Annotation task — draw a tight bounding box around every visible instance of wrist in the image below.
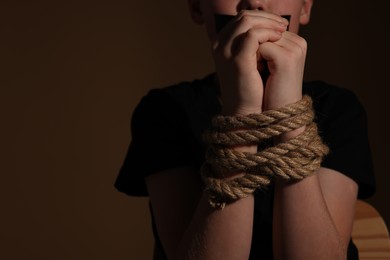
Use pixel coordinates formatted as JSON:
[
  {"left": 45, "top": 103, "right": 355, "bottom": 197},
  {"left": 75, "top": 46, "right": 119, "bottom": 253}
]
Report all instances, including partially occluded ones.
[
  {"left": 263, "top": 81, "right": 302, "bottom": 110},
  {"left": 222, "top": 106, "right": 262, "bottom": 116},
  {"left": 264, "top": 94, "right": 302, "bottom": 111}
]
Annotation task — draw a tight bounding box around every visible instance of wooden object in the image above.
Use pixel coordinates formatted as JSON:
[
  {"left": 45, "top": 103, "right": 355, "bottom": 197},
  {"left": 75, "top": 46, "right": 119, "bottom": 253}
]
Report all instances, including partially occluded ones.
[{"left": 352, "top": 200, "right": 390, "bottom": 259}]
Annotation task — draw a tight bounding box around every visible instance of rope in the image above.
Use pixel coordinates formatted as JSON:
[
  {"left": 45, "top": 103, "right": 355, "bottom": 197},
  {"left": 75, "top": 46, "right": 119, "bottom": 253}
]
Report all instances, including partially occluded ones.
[
  {"left": 203, "top": 109, "right": 314, "bottom": 146},
  {"left": 201, "top": 95, "right": 329, "bottom": 209},
  {"left": 210, "top": 95, "right": 312, "bottom": 131}
]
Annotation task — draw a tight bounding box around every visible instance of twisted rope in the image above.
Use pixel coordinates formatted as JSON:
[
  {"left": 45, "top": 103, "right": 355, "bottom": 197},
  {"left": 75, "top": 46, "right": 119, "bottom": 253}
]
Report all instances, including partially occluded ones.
[
  {"left": 210, "top": 95, "right": 312, "bottom": 131},
  {"left": 203, "top": 109, "right": 314, "bottom": 146},
  {"left": 201, "top": 95, "right": 329, "bottom": 209}
]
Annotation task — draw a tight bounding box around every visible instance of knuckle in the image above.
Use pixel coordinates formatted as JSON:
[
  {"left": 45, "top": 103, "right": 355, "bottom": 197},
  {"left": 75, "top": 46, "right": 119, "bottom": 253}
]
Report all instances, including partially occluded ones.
[
  {"left": 239, "top": 14, "right": 251, "bottom": 26},
  {"left": 287, "top": 39, "right": 307, "bottom": 59},
  {"left": 293, "top": 36, "right": 307, "bottom": 53},
  {"left": 237, "top": 10, "right": 248, "bottom": 20},
  {"left": 246, "top": 28, "right": 256, "bottom": 39},
  {"left": 298, "top": 37, "right": 307, "bottom": 51}
]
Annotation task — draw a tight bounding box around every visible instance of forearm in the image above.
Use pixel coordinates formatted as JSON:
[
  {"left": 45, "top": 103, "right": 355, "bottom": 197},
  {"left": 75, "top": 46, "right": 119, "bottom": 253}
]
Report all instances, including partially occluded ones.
[
  {"left": 272, "top": 127, "right": 346, "bottom": 260},
  {"left": 176, "top": 144, "right": 257, "bottom": 260},
  {"left": 273, "top": 176, "right": 346, "bottom": 259},
  {"left": 177, "top": 192, "right": 254, "bottom": 260}
]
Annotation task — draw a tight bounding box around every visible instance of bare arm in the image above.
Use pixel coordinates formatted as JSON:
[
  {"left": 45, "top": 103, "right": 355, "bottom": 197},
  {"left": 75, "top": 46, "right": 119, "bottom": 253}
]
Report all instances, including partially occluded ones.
[
  {"left": 145, "top": 166, "right": 254, "bottom": 260},
  {"left": 144, "top": 11, "right": 282, "bottom": 258},
  {"left": 272, "top": 128, "right": 358, "bottom": 260},
  {"left": 273, "top": 169, "right": 358, "bottom": 259},
  {"left": 146, "top": 7, "right": 358, "bottom": 259}
]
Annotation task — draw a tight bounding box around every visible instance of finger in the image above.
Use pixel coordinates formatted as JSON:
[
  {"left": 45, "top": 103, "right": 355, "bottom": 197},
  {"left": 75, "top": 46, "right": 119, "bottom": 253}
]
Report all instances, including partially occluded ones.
[
  {"left": 218, "top": 21, "right": 286, "bottom": 57},
  {"left": 217, "top": 16, "right": 287, "bottom": 57},
  {"left": 234, "top": 11, "right": 288, "bottom": 34},
  {"left": 234, "top": 28, "right": 283, "bottom": 61},
  {"left": 275, "top": 32, "right": 307, "bottom": 51},
  {"left": 259, "top": 32, "right": 307, "bottom": 64},
  {"left": 236, "top": 10, "right": 290, "bottom": 24}
]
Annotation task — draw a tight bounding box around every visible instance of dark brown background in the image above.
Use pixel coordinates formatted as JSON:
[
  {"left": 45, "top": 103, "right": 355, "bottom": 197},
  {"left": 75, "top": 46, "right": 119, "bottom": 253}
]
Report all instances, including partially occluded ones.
[{"left": 1, "top": 0, "right": 389, "bottom": 259}]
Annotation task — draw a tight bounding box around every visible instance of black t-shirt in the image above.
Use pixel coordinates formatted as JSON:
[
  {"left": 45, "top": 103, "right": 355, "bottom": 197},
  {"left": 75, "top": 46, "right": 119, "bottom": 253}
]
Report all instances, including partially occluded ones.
[{"left": 115, "top": 74, "right": 376, "bottom": 259}]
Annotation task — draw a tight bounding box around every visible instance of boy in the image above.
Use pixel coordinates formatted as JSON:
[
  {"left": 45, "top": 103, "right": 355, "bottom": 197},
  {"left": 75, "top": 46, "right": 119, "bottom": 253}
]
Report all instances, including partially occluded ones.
[{"left": 115, "top": 0, "right": 375, "bottom": 259}]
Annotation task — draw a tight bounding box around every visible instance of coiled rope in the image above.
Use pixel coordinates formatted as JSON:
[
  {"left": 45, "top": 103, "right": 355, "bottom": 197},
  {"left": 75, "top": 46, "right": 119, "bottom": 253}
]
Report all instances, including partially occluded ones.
[{"left": 201, "top": 95, "right": 329, "bottom": 209}]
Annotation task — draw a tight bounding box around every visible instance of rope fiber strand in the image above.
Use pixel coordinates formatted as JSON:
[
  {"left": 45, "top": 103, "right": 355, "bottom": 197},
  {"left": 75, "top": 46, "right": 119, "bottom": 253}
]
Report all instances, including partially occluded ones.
[{"left": 201, "top": 95, "right": 329, "bottom": 209}]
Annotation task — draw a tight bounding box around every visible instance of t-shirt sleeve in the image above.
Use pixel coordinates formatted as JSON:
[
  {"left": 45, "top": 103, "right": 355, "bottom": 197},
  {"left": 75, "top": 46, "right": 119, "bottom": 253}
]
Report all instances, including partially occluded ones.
[
  {"left": 316, "top": 87, "right": 376, "bottom": 199},
  {"left": 114, "top": 89, "right": 194, "bottom": 197}
]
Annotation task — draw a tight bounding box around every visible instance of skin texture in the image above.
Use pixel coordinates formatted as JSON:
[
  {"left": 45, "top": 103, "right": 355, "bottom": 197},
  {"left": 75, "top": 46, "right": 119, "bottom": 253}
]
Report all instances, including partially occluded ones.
[{"left": 145, "top": 0, "right": 359, "bottom": 259}]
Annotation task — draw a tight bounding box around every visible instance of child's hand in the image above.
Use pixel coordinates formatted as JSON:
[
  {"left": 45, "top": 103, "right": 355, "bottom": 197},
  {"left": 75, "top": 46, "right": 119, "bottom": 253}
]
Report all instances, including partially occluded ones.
[
  {"left": 212, "top": 10, "right": 305, "bottom": 114},
  {"left": 261, "top": 31, "right": 307, "bottom": 111}
]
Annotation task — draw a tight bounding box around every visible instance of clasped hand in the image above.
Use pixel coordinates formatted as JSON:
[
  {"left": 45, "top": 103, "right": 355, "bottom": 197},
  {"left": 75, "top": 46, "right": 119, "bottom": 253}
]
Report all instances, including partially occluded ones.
[{"left": 212, "top": 10, "right": 307, "bottom": 115}]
